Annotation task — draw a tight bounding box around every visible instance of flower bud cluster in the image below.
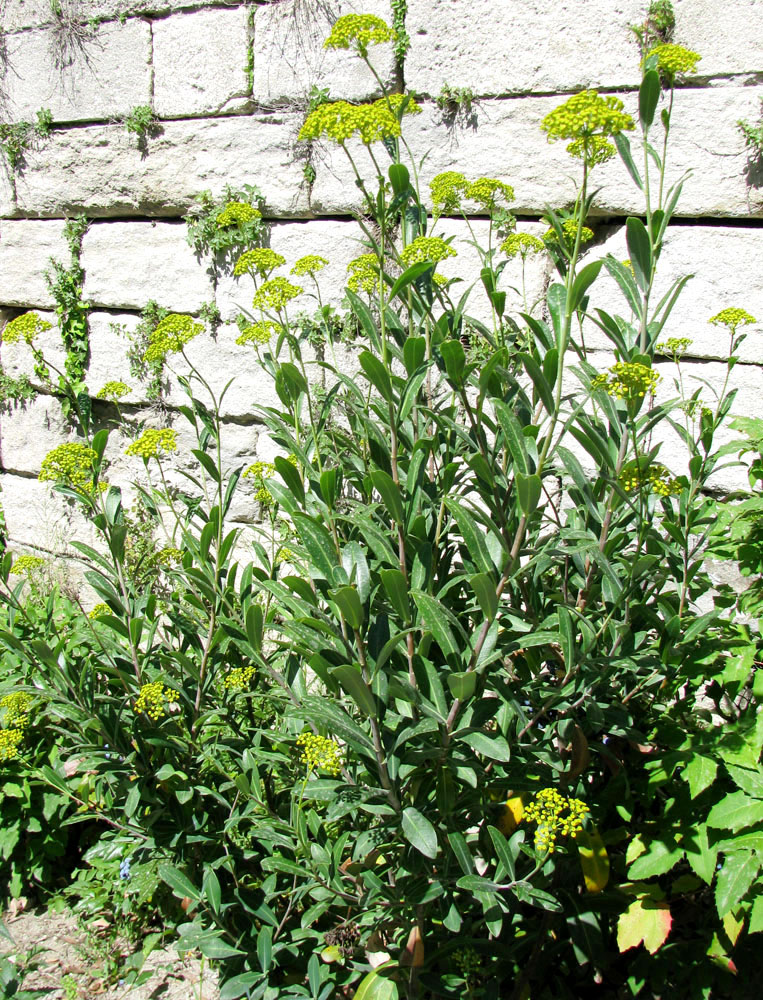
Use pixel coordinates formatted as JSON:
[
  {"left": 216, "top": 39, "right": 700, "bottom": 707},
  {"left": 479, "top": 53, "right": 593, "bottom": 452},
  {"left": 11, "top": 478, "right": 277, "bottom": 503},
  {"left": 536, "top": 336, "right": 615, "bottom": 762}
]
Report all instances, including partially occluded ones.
[
  {"left": 523, "top": 787, "right": 589, "bottom": 853},
  {"left": 1, "top": 692, "right": 33, "bottom": 730},
  {"left": 467, "top": 177, "right": 515, "bottom": 213},
  {"left": 347, "top": 254, "right": 378, "bottom": 293},
  {"left": 620, "top": 462, "right": 683, "bottom": 497},
  {"left": 709, "top": 308, "right": 757, "bottom": 331},
  {"left": 291, "top": 255, "right": 329, "bottom": 277},
  {"left": 223, "top": 666, "right": 255, "bottom": 691},
  {"left": 430, "top": 171, "right": 469, "bottom": 216},
  {"left": 236, "top": 321, "right": 277, "bottom": 349},
  {"left": 299, "top": 95, "right": 420, "bottom": 146},
  {"left": 234, "top": 248, "right": 286, "bottom": 279},
  {"left": 541, "top": 90, "right": 634, "bottom": 163},
  {"left": 0, "top": 729, "right": 23, "bottom": 762},
  {"left": 134, "top": 681, "right": 171, "bottom": 721},
  {"left": 216, "top": 202, "right": 262, "bottom": 229},
  {"left": 647, "top": 44, "right": 701, "bottom": 78},
  {"left": 296, "top": 731, "right": 343, "bottom": 775},
  {"left": 88, "top": 602, "right": 111, "bottom": 619},
  {"left": 39, "top": 442, "right": 98, "bottom": 491},
  {"left": 144, "top": 314, "right": 203, "bottom": 363},
  {"left": 544, "top": 220, "right": 594, "bottom": 248},
  {"left": 125, "top": 427, "right": 178, "bottom": 460},
  {"left": 2, "top": 311, "right": 53, "bottom": 345},
  {"left": 655, "top": 337, "right": 692, "bottom": 357},
  {"left": 244, "top": 460, "right": 276, "bottom": 505},
  {"left": 11, "top": 554, "right": 46, "bottom": 576},
  {"left": 501, "top": 233, "right": 545, "bottom": 259},
  {"left": 96, "top": 381, "right": 132, "bottom": 402},
  {"left": 252, "top": 277, "right": 303, "bottom": 311},
  {"left": 401, "top": 236, "right": 457, "bottom": 267},
  {"left": 323, "top": 13, "right": 396, "bottom": 51},
  {"left": 591, "top": 362, "right": 660, "bottom": 400}
]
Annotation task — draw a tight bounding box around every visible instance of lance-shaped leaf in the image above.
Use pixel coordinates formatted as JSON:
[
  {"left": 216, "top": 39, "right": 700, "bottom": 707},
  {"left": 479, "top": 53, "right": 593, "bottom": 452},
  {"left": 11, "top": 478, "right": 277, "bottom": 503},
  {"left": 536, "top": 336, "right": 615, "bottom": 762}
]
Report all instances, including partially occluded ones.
[
  {"left": 402, "top": 806, "right": 439, "bottom": 859},
  {"left": 577, "top": 826, "right": 610, "bottom": 892}
]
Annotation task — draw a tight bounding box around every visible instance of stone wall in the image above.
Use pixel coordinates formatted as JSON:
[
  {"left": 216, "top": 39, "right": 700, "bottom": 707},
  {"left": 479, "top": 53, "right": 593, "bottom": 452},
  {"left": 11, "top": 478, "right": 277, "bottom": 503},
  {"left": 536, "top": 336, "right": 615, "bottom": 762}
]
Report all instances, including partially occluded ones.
[{"left": 0, "top": 0, "right": 762, "bottom": 578}]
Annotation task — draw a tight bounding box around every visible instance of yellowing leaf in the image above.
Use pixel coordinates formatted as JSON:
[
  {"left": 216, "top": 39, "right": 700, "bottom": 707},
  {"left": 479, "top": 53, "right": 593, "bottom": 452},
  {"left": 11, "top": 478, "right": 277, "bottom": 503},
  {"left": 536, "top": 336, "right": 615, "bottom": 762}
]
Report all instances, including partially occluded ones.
[
  {"left": 497, "top": 795, "right": 525, "bottom": 835},
  {"left": 617, "top": 895, "right": 672, "bottom": 954},
  {"left": 577, "top": 825, "right": 610, "bottom": 893},
  {"left": 722, "top": 909, "right": 744, "bottom": 947}
]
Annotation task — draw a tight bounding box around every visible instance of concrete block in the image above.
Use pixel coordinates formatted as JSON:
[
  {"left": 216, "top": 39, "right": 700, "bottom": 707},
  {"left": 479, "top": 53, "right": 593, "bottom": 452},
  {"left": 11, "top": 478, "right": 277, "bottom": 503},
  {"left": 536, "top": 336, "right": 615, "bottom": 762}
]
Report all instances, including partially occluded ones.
[
  {"left": 0, "top": 163, "right": 16, "bottom": 219},
  {"left": 405, "top": 0, "right": 644, "bottom": 98},
  {"left": 675, "top": 0, "right": 763, "bottom": 80},
  {"left": 0, "top": 219, "right": 69, "bottom": 307},
  {"left": 0, "top": 469, "right": 100, "bottom": 555},
  {"left": 80, "top": 220, "right": 214, "bottom": 311},
  {"left": 13, "top": 114, "right": 309, "bottom": 218},
  {"left": 153, "top": 6, "right": 252, "bottom": 118},
  {"left": 2, "top": 19, "right": 151, "bottom": 123},
  {"left": 0, "top": 391, "right": 70, "bottom": 475},
  {"left": 253, "top": 0, "right": 396, "bottom": 107},
  {"left": 1, "top": 1, "right": 238, "bottom": 32}
]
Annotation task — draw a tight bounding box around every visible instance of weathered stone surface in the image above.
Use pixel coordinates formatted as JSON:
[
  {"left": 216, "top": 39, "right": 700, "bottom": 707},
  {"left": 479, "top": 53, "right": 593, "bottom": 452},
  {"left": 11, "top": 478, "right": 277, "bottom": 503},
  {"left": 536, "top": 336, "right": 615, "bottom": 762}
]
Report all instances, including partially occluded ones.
[
  {"left": 586, "top": 224, "right": 763, "bottom": 365},
  {"left": 1, "top": 0, "right": 239, "bottom": 32},
  {"left": 0, "top": 392, "right": 71, "bottom": 475},
  {"left": 80, "top": 220, "right": 213, "bottom": 311},
  {"left": 2, "top": 19, "right": 151, "bottom": 123},
  {"left": 675, "top": 0, "right": 763, "bottom": 80},
  {"left": 13, "top": 114, "right": 309, "bottom": 218},
  {"left": 0, "top": 309, "right": 65, "bottom": 387},
  {"left": 310, "top": 87, "right": 763, "bottom": 219},
  {"left": 153, "top": 6, "right": 252, "bottom": 118},
  {"left": 0, "top": 220, "right": 69, "bottom": 307},
  {"left": 0, "top": 468, "right": 101, "bottom": 557},
  {"left": 253, "top": 0, "right": 395, "bottom": 107},
  {"left": 406, "top": 0, "right": 644, "bottom": 98},
  {"left": 0, "top": 163, "right": 16, "bottom": 219}
]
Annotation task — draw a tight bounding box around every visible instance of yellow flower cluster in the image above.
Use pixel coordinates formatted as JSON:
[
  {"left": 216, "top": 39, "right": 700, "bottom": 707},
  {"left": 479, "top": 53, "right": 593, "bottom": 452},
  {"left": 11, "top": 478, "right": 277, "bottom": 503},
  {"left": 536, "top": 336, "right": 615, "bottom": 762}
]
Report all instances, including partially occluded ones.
[
  {"left": 648, "top": 44, "right": 701, "bottom": 78},
  {"left": 299, "top": 95, "right": 421, "bottom": 146},
  {"left": 347, "top": 254, "right": 378, "bottom": 293},
  {"left": 432, "top": 273, "right": 448, "bottom": 287},
  {"left": 291, "top": 255, "right": 329, "bottom": 277},
  {"left": 430, "top": 171, "right": 469, "bottom": 216},
  {"left": 234, "top": 248, "right": 286, "bottom": 279},
  {"left": 541, "top": 90, "right": 634, "bottom": 163},
  {"left": 523, "top": 787, "right": 588, "bottom": 853},
  {"left": 620, "top": 462, "right": 683, "bottom": 497},
  {"left": 0, "top": 728, "right": 23, "bottom": 762},
  {"left": 467, "top": 177, "right": 514, "bottom": 212},
  {"left": 2, "top": 311, "right": 53, "bottom": 345},
  {"left": 401, "top": 236, "right": 457, "bottom": 267},
  {"left": 544, "top": 220, "right": 594, "bottom": 247},
  {"left": 709, "top": 308, "right": 757, "bottom": 331},
  {"left": 296, "top": 731, "right": 343, "bottom": 775},
  {"left": 96, "top": 381, "right": 131, "bottom": 402},
  {"left": 501, "top": 233, "right": 546, "bottom": 259},
  {"left": 39, "top": 442, "right": 98, "bottom": 490},
  {"left": 1, "top": 692, "right": 33, "bottom": 730},
  {"left": 324, "top": 13, "right": 395, "bottom": 50},
  {"left": 244, "top": 461, "right": 276, "bottom": 505},
  {"left": 252, "top": 277, "right": 303, "bottom": 311},
  {"left": 236, "top": 321, "right": 277, "bottom": 348},
  {"left": 144, "top": 314, "right": 203, "bottom": 363},
  {"left": 216, "top": 202, "right": 261, "bottom": 228},
  {"left": 134, "top": 681, "right": 170, "bottom": 721},
  {"left": 157, "top": 546, "right": 182, "bottom": 565},
  {"left": 223, "top": 666, "right": 255, "bottom": 691},
  {"left": 125, "top": 427, "right": 178, "bottom": 460},
  {"left": 655, "top": 337, "right": 692, "bottom": 357},
  {"left": 88, "top": 602, "right": 111, "bottom": 619},
  {"left": 591, "top": 362, "right": 660, "bottom": 400},
  {"left": 11, "top": 554, "right": 45, "bottom": 576}
]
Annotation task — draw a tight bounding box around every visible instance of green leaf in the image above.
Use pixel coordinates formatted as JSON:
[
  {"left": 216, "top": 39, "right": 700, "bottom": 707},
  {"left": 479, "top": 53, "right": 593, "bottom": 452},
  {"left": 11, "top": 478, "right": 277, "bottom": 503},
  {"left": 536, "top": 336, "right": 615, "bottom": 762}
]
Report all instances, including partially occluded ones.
[
  {"left": 331, "top": 585, "right": 364, "bottom": 630},
  {"left": 547, "top": 283, "right": 566, "bottom": 345},
  {"left": 626, "top": 217, "right": 652, "bottom": 292},
  {"left": 715, "top": 850, "right": 760, "bottom": 917},
  {"left": 192, "top": 448, "right": 221, "bottom": 483},
  {"left": 158, "top": 865, "right": 201, "bottom": 902},
  {"left": 628, "top": 840, "right": 683, "bottom": 879},
  {"left": 749, "top": 894, "right": 763, "bottom": 934},
  {"left": 257, "top": 925, "right": 273, "bottom": 973},
  {"left": 487, "top": 825, "right": 516, "bottom": 881},
  {"left": 470, "top": 573, "right": 498, "bottom": 620},
  {"left": 447, "top": 830, "right": 474, "bottom": 875},
  {"left": 440, "top": 339, "right": 466, "bottom": 385},
  {"left": 639, "top": 69, "right": 661, "bottom": 131},
  {"left": 493, "top": 400, "right": 530, "bottom": 474},
  {"left": 445, "top": 498, "right": 495, "bottom": 576},
  {"left": 516, "top": 472, "right": 542, "bottom": 516},
  {"left": 245, "top": 603, "right": 263, "bottom": 653},
  {"left": 359, "top": 350, "right": 393, "bottom": 402},
  {"left": 403, "top": 336, "right": 426, "bottom": 375},
  {"left": 354, "top": 966, "right": 398, "bottom": 1000},
  {"left": 519, "top": 352, "right": 555, "bottom": 414},
  {"left": 707, "top": 792, "right": 763, "bottom": 833},
  {"left": 275, "top": 455, "right": 305, "bottom": 505},
  {"left": 569, "top": 260, "right": 603, "bottom": 313},
  {"left": 388, "top": 163, "right": 410, "bottom": 196},
  {"left": 577, "top": 826, "right": 609, "bottom": 892},
  {"left": 614, "top": 132, "right": 643, "bottom": 189},
  {"left": 447, "top": 671, "right": 477, "bottom": 701},
  {"left": 380, "top": 568, "right": 410, "bottom": 622},
  {"left": 369, "top": 470, "right": 404, "bottom": 524},
  {"left": 390, "top": 261, "right": 436, "bottom": 300},
  {"left": 331, "top": 664, "right": 375, "bottom": 717},
  {"left": 402, "top": 806, "right": 439, "bottom": 859},
  {"left": 686, "top": 824, "right": 717, "bottom": 885},
  {"left": 683, "top": 755, "right": 718, "bottom": 799},
  {"left": 412, "top": 590, "right": 458, "bottom": 660},
  {"left": 458, "top": 731, "right": 511, "bottom": 762},
  {"left": 292, "top": 513, "right": 338, "bottom": 579},
  {"left": 726, "top": 764, "right": 763, "bottom": 799}
]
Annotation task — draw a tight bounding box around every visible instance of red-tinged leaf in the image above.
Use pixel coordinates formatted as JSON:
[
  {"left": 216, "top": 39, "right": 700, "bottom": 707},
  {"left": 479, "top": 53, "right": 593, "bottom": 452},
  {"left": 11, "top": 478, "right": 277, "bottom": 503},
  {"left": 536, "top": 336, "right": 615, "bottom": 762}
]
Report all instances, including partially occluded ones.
[
  {"left": 617, "top": 895, "right": 672, "bottom": 954},
  {"left": 577, "top": 826, "right": 610, "bottom": 893}
]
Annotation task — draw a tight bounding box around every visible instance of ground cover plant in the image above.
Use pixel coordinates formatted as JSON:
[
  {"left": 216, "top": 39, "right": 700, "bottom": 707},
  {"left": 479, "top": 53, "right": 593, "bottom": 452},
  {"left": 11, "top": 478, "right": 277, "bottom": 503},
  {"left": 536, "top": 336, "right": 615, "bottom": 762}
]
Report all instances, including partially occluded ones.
[{"left": 0, "top": 9, "right": 762, "bottom": 1000}]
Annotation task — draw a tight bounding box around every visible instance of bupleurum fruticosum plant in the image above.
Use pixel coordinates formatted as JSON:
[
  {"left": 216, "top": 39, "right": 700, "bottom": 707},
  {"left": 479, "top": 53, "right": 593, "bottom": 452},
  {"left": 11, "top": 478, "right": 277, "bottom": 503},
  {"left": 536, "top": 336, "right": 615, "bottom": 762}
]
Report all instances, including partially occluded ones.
[{"left": 2, "top": 11, "right": 762, "bottom": 1000}]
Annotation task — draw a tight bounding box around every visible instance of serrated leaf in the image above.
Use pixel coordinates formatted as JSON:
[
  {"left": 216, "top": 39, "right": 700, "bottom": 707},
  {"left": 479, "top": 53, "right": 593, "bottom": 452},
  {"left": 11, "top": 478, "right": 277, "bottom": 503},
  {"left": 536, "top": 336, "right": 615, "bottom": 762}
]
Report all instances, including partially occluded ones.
[
  {"left": 715, "top": 850, "right": 760, "bottom": 917},
  {"left": 683, "top": 755, "right": 718, "bottom": 799},
  {"left": 617, "top": 895, "right": 672, "bottom": 954},
  {"left": 707, "top": 792, "right": 763, "bottom": 833}
]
